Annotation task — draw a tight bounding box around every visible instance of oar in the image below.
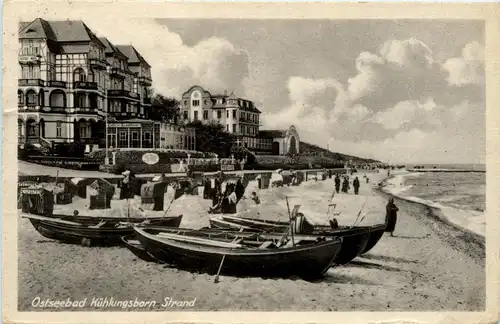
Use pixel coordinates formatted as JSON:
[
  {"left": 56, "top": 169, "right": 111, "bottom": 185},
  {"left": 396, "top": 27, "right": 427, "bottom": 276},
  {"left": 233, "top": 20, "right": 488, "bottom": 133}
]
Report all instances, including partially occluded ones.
[
  {"left": 285, "top": 196, "right": 295, "bottom": 247},
  {"left": 350, "top": 197, "right": 369, "bottom": 228},
  {"left": 214, "top": 254, "right": 226, "bottom": 283}
]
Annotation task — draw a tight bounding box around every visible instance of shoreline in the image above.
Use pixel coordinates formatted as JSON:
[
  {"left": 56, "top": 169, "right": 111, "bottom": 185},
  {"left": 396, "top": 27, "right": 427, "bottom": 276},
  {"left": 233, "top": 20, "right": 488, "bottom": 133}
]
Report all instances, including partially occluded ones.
[{"left": 375, "top": 172, "right": 485, "bottom": 253}]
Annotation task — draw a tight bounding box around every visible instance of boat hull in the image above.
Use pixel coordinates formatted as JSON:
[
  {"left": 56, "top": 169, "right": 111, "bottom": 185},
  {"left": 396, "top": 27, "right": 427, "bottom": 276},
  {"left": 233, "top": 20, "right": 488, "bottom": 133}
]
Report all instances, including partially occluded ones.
[
  {"left": 361, "top": 224, "right": 386, "bottom": 254},
  {"left": 121, "top": 235, "right": 157, "bottom": 262},
  {"left": 27, "top": 215, "right": 183, "bottom": 246},
  {"left": 134, "top": 227, "right": 342, "bottom": 280},
  {"left": 209, "top": 216, "right": 373, "bottom": 265}
]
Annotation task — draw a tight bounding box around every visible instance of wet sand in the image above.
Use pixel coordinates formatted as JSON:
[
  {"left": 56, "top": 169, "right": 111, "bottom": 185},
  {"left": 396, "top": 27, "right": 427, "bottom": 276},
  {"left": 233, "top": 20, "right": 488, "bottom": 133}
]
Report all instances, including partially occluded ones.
[{"left": 18, "top": 171, "right": 485, "bottom": 311}]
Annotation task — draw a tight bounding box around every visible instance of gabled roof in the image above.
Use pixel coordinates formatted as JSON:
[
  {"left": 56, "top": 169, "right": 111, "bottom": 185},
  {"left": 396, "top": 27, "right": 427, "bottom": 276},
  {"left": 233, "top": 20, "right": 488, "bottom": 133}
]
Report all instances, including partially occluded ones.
[
  {"left": 116, "top": 45, "right": 151, "bottom": 67},
  {"left": 49, "top": 20, "right": 106, "bottom": 48},
  {"left": 99, "top": 37, "right": 127, "bottom": 59},
  {"left": 19, "top": 18, "right": 57, "bottom": 41}
]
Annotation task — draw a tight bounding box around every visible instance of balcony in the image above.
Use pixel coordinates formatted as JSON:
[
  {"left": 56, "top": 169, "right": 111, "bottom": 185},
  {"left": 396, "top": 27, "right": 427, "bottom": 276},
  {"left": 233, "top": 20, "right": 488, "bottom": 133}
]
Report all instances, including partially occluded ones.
[
  {"left": 19, "top": 79, "right": 44, "bottom": 87},
  {"left": 46, "top": 80, "right": 67, "bottom": 88},
  {"left": 18, "top": 105, "right": 41, "bottom": 112},
  {"left": 108, "top": 89, "right": 141, "bottom": 100},
  {"left": 88, "top": 58, "right": 108, "bottom": 70},
  {"left": 74, "top": 107, "right": 98, "bottom": 114},
  {"left": 137, "top": 76, "right": 152, "bottom": 85},
  {"left": 50, "top": 107, "right": 66, "bottom": 113},
  {"left": 19, "top": 55, "right": 41, "bottom": 65},
  {"left": 239, "top": 117, "right": 259, "bottom": 125},
  {"left": 110, "top": 67, "right": 127, "bottom": 79},
  {"left": 74, "top": 81, "right": 98, "bottom": 90}
]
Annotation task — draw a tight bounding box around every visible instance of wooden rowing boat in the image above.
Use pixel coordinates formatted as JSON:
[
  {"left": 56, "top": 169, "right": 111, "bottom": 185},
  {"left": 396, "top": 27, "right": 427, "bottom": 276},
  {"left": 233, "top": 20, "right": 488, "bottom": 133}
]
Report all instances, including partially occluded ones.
[
  {"left": 133, "top": 226, "right": 342, "bottom": 280},
  {"left": 23, "top": 213, "right": 183, "bottom": 247},
  {"left": 209, "top": 215, "right": 374, "bottom": 265},
  {"left": 121, "top": 235, "right": 157, "bottom": 262}
]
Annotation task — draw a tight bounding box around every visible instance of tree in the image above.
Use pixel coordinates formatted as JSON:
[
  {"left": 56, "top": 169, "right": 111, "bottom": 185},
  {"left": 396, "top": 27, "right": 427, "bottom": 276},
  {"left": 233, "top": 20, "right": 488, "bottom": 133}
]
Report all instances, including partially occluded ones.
[
  {"left": 148, "top": 93, "right": 180, "bottom": 124},
  {"left": 187, "top": 120, "right": 233, "bottom": 157}
]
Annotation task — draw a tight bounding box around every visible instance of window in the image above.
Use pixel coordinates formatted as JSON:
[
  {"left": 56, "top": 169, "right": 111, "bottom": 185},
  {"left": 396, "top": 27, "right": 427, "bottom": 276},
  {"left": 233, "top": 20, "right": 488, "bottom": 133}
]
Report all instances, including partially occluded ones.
[
  {"left": 21, "top": 65, "right": 40, "bottom": 79},
  {"left": 226, "top": 124, "right": 229, "bottom": 132},
  {"left": 203, "top": 110, "right": 208, "bottom": 120},
  {"left": 227, "top": 110, "right": 229, "bottom": 118},
  {"left": 73, "top": 68, "right": 86, "bottom": 82},
  {"left": 88, "top": 69, "right": 94, "bottom": 82},
  {"left": 142, "top": 131, "right": 152, "bottom": 148},
  {"left": 118, "top": 130, "right": 128, "bottom": 148},
  {"left": 131, "top": 131, "right": 139, "bottom": 148},
  {"left": 56, "top": 121, "right": 62, "bottom": 138},
  {"left": 217, "top": 110, "right": 221, "bottom": 119},
  {"left": 192, "top": 100, "right": 200, "bottom": 107},
  {"left": 233, "top": 110, "right": 237, "bottom": 118},
  {"left": 194, "top": 111, "right": 198, "bottom": 120},
  {"left": 26, "top": 90, "right": 37, "bottom": 106},
  {"left": 183, "top": 111, "right": 188, "bottom": 120},
  {"left": 232, "top": 124, "right": 236, "bottom": 133},
  {"left": 26, "top": 119, "right": 37, "bottom": 136},
  {"left": 75, "top": 94, "right": 86, "bottom": 108},
  {"left": 79, "top": 122, "right": 90, "bottom": 139}
]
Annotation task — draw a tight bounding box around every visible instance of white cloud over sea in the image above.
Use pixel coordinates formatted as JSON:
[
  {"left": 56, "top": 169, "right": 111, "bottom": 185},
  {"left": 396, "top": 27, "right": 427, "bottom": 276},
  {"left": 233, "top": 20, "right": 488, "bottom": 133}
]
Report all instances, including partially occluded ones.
[{"left": 83, "top": 18, "right": 485, "bottom": 164}]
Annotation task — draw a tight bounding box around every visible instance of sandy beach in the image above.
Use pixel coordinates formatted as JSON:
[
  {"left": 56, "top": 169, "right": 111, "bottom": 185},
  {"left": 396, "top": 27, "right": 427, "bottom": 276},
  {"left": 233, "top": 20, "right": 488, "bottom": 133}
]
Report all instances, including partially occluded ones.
[{"left": 17, "top": 170, "right": 485, "bottom": 311}]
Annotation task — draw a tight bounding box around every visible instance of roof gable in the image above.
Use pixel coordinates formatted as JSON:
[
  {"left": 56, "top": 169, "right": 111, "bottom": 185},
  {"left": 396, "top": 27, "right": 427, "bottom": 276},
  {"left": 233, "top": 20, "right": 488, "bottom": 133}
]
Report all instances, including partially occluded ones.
[
  {"left": 116, "top": 45, "right": 151, "bottom": 67},
  {"left": 19, "top": 18, "right": 57, "bottom": 41}
]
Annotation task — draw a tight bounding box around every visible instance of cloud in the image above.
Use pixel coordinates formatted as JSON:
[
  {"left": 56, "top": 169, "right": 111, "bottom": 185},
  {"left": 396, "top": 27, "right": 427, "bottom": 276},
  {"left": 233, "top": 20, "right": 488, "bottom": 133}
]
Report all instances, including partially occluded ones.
[
  {"left": 84, "top": 18, "right": 249, "bottom": 97},
  {"left": 443, "top": 41, "right": 485, "bottom": 86},
  {"left": 263, "top": 39, "right": 485, "bottom": 163}
]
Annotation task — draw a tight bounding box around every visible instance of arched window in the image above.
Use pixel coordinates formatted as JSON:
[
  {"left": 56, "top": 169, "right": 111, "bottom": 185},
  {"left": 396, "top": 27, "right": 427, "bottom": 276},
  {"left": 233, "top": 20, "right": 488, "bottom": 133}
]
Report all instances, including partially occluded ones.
[
  {"left": 26, "top": 119, "right": 37, "bottom": 137},
  {"left": 26, "top": 90, "right": 37, "bottom": 106},
  {"left": 73, "top": 68, "right": 86, "bottom": 82},
  {"left": 49, "top": 90, "right": 66, "bottom": 108},
  {"left": 18, "top": 90, "right": 24, "bottom": 106}
]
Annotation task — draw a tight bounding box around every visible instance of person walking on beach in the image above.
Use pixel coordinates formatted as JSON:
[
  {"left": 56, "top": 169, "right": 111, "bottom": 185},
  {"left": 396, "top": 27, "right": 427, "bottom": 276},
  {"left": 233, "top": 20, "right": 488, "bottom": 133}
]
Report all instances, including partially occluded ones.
[
  {"left": 342, "top": 177, "right": 350, "bottom": 193},
  {"left": 353, "top": 177, "right": 360, "bottom": 195},
  {"left": 385, "top": 197, "right": 399, "bottom": 237},
  {"left": 334, "top": 174, "right": 341, "bottom": 193}
]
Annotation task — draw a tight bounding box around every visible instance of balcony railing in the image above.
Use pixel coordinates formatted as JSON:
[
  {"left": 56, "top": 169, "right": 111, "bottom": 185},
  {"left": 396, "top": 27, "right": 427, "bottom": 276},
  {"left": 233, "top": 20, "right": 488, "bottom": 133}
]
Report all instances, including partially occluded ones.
[
  {"left": 46, "top": 80, "right": 67, "bottom": 88},
  {"left": 19, "top": 55, "right": 41, "bottom": 65},
  {"left": 19, "top": 79, "right": 44, "bottom": 87},
  {"left": 18, "top": 105, "right": 41, "bottom": 112},
  {"left": 50, "top": 107, "right": 66, "bottom": 113},
  {"left": 88, "top": 58, "right": 108, "bottom": 70},
  {"left": 108, "top": 89, "right": 141, "bottom": 100},
  {"left": 74, "top": 81, "right": 98, "bottom": 90},
  {"left": 239, "top": 117, "right": 259, "bottom": 124},
  {"left": 74, "top": 107, "right": 98, "bottom": 114},
  {"left": 137, "top": 76, "right": 152, "bottom": 85},
  {"left": 110, "top": 67, "right": 127, "bottom": 79}
]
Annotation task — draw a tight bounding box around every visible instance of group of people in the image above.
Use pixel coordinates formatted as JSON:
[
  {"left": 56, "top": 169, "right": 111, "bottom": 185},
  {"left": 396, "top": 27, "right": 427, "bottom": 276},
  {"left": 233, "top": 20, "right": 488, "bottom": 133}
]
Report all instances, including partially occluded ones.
[
  {"left": 334, "top": 174, "right": 361, "bottom": 195},
  {"left": 206, "top": 171, "right": 248, "bottom": 214}
]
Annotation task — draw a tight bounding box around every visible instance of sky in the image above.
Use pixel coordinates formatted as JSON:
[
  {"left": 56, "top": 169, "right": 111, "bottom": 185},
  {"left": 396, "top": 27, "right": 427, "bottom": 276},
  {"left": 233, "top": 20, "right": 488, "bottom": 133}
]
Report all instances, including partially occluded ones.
[{"left": 82, "top": 18, "right": 485, "bottom": 164}]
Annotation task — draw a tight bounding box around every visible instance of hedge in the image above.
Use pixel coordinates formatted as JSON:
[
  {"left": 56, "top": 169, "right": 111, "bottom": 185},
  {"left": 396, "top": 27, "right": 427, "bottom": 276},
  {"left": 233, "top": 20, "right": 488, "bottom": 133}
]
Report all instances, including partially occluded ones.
[{"left": 88, "top": 149, "right": 209, "bottom": 165}]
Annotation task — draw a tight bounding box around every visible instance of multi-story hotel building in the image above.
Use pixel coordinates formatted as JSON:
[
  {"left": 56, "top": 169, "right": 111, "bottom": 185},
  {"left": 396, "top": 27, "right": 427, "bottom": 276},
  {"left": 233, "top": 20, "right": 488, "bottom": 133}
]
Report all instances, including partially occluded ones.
[
  {"left": 180, "top": 85, "right": 300, "bottom": 155},
  {"left": 17, "top": 18, "right": 164, "bottom": 151},
  {"left": 179, "top": 85, "right": 261, "bottom": 150}
]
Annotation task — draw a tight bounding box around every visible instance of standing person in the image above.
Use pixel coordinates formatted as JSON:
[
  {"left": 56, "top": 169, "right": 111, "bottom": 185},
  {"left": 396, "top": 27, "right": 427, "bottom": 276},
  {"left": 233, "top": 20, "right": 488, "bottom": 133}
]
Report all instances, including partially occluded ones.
[
  {"left": 342, "top": 177, "right": 350, "bottom": 193},
  {"left": 385, "top": 197, "right": 399, "bottom": 237},
  {"left": 334, "top": 174, "right": 341, "bottom": 193},
  {"left": 353, "top": 176, "right": 360, "bottom": 195}
]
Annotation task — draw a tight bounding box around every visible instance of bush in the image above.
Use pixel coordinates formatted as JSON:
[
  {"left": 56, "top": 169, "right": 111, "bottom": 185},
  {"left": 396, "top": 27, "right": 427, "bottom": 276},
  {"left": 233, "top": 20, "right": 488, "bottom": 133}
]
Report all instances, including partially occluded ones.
[
  {"left": 88, "top": 149, "right": 209, "bottom": 165},
  {"left": 52, "top": 142, "right": 86, "bottom": 158}
]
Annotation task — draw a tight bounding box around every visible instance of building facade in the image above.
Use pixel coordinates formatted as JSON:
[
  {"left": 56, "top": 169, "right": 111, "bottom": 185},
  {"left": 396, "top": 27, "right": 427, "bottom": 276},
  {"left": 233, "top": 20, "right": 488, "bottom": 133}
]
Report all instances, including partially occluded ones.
[
  {"left": 258, "top": 125, "right": 300, "bottom": 155},
  {"left": 17, "top": 18, "right": 153, "bottom": 151},
  {"left": 179, "top": 85, "right": 261, "bottom": 150},
  {"left": 159, "top": 124, "right": 196, "bottom": 151}
]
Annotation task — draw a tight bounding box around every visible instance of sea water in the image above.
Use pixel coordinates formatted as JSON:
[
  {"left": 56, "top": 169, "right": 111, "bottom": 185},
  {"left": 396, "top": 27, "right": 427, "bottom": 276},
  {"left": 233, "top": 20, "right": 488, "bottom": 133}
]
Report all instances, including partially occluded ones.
[{"left": 384, "top": 164, "right": 486, "bottom": 237}]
